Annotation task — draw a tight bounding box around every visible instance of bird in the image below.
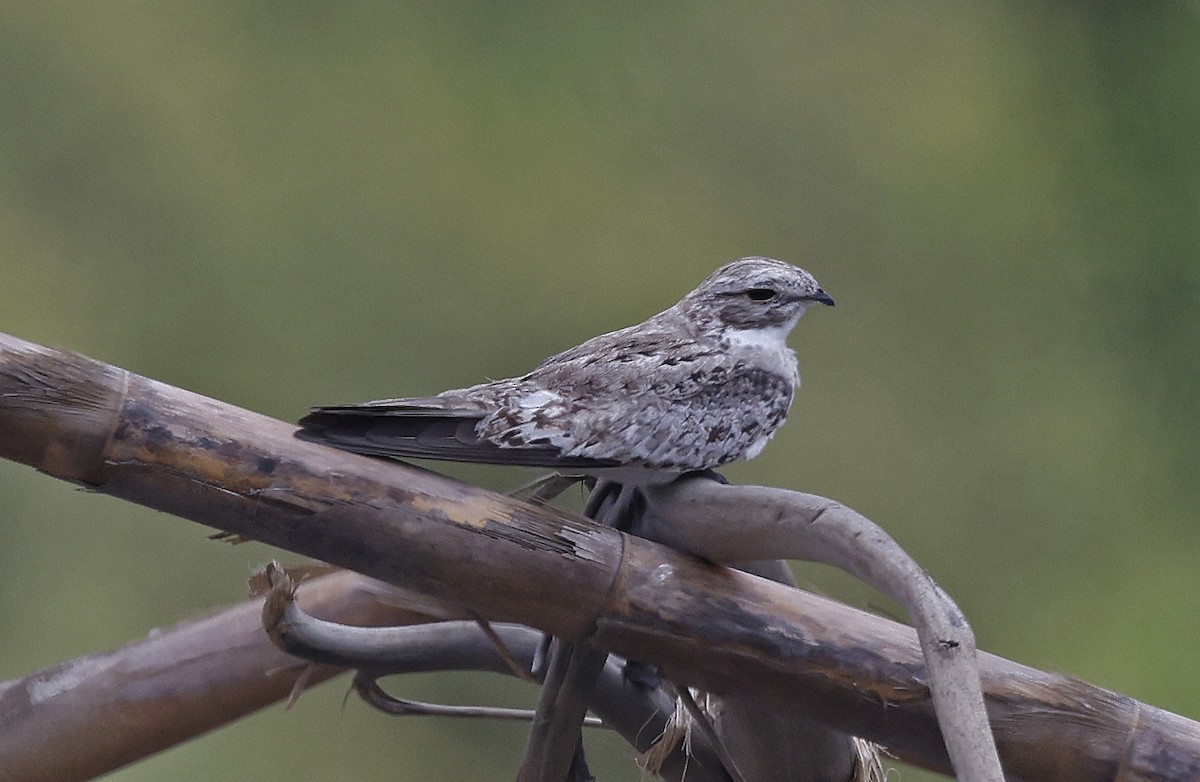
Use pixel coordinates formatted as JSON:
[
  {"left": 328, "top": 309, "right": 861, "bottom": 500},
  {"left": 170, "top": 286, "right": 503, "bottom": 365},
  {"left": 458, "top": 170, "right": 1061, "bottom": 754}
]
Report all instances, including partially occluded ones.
[{"left": 296, "top": 257, "right": 834, "bottom": 486}]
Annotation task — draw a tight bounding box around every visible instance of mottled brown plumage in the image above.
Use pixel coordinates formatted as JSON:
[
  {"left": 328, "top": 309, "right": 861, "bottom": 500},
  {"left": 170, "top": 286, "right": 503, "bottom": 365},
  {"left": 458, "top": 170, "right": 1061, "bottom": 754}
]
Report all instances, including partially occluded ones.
[{"left": 297, "top": 257, "right": 833, "bottom": 484}]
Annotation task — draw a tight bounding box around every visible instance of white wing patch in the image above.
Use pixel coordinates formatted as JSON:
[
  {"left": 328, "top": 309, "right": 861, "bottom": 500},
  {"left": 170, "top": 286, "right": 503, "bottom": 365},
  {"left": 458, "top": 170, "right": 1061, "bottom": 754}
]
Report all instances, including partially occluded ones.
[
  {"left": 477, "top": 386, "right": 577, "bottom": 451},
  {"left": 518, "top": 389, "right": 562, "bottom": 409}
]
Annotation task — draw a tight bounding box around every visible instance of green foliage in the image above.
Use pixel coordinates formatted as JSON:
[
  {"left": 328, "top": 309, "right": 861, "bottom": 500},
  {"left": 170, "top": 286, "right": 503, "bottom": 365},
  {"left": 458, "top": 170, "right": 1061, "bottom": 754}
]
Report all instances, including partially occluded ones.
[{"left": 1, "top": 3, "right": 1197, "bottom": 779}]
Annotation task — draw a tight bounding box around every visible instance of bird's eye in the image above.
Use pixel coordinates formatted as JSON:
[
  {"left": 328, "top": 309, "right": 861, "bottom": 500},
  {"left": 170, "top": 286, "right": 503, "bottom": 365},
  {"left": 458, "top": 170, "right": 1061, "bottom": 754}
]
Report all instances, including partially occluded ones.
[{"left": 746, "top": 288, "right": 777, "bottom": 302}]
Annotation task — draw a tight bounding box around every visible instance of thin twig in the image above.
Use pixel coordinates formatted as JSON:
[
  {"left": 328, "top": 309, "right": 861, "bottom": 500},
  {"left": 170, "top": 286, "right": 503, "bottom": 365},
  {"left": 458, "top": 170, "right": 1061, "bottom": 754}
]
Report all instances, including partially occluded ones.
[{"left": 353, "top": 674, "right": 605, "bottom": 726}]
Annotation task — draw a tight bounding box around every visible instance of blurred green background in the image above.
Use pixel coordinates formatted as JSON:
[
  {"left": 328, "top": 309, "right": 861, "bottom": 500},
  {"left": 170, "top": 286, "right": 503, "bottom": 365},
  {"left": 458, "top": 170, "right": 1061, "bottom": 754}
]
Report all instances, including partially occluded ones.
[{"left": 2, "top": 3, "right": 1198, "bottom": 780}]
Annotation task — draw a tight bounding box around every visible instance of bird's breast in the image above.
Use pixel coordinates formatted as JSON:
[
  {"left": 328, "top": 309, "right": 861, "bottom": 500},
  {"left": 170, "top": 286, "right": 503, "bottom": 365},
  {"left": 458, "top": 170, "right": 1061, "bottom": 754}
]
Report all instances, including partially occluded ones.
[{"left": 722, "top": 327, "right": 800, "bottom": 387}]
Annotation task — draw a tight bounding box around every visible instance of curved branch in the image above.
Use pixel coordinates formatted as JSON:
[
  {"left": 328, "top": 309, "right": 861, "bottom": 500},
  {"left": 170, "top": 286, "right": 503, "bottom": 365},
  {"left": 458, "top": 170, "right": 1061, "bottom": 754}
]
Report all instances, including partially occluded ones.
[
  {"left": 261, "top": 566, "right": 734, "bottom": 782},
  {"left": 641, "top": 478, "right": 1001, "bottom": 781}
]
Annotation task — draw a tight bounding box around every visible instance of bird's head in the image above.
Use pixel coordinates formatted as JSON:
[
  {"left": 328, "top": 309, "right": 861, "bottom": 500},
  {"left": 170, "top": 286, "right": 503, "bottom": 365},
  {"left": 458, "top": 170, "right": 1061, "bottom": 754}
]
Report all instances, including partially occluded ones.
[{"left": 679, "top": 257, "right": 834, "bottom": 333}]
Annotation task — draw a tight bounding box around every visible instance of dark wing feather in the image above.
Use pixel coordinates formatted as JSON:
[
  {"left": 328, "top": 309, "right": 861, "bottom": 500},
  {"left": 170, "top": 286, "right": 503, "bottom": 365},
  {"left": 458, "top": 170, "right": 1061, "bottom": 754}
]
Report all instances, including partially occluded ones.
[{"left": 296, "top": 398, "right": 620, "bottom": 469}]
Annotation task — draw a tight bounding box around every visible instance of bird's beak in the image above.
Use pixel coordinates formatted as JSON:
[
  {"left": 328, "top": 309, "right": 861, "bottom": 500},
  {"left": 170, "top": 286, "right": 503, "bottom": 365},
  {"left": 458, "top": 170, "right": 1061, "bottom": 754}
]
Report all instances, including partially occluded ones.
[{"left": 806, "top": 289, "right": 836, "bottom": 307}]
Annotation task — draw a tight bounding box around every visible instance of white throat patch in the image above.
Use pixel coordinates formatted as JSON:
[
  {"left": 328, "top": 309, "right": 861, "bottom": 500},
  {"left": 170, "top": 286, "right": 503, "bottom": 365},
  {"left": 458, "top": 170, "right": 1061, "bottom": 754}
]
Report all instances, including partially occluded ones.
[{"left": 724, "top": 311, "right": 803, "bottom": 352}]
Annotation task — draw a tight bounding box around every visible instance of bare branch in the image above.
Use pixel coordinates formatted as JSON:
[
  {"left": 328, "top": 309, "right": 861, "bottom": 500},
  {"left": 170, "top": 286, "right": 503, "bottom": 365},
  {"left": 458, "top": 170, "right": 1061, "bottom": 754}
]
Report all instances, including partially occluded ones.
[
  {"left": 0, "top": 569, "right": 404, "bottom": 782},
  {"left": 2, "top": 331, "right": 1200, "bottom": 780},
  {"left": 0, "top": 567, "right": 733, "bottom": 782}
]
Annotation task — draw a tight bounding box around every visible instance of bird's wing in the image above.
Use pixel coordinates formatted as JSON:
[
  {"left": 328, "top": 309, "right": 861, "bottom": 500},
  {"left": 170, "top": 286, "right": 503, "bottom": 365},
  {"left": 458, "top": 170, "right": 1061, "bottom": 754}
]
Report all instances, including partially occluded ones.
[
  {"left": 295, "top": 395, "right": 621, "bottom": 469},
  {"left": 526, "top": 359, "right": 794, "bottom": 470}
]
